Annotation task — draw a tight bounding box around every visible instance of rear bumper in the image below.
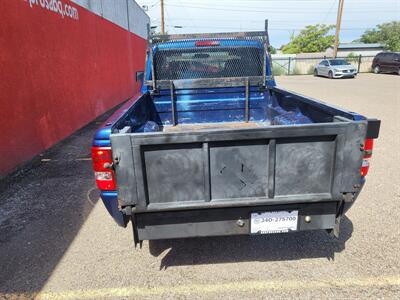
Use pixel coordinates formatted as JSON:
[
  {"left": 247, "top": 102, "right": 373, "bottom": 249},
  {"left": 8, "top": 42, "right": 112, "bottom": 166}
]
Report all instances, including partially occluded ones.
[
  {"left": 100, "top": 179, "right": 365, "bottom": 240},
  {"left": 134, "top": 201, "right": 339, "bottom": 241}
]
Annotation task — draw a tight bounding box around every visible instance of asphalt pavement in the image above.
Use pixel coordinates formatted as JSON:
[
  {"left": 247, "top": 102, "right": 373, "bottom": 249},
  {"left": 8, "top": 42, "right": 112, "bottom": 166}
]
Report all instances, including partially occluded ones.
[{"left": 0, "top": 73, "right": 399, "bottom": 299}]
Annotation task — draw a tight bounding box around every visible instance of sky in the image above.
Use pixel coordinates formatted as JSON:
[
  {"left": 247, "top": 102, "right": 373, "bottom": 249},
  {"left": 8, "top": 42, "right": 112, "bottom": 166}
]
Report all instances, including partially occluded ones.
[{"left": 135, "top": 0, "right": 399, "bottom": 47}]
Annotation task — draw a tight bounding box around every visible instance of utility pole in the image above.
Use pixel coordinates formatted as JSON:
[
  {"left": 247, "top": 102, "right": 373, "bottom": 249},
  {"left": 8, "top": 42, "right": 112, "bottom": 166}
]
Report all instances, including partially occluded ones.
[
  {"left": 161, "top": 0, "right": 165, "bottom": 34},
  {"left": 333, "top": 0, "right": 344, "bottom": 58}
]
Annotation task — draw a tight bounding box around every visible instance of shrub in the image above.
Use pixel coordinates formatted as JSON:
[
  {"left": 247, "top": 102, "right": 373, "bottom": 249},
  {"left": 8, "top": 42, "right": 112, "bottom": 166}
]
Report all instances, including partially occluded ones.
[
  {"left": 346, "top": 52, "right": 360, "bottom": 63},
  {"left": 292, "top": 66, "right": 303, "bottom": 75},
  {"left": 272, "top": 65, "right": 285, "bottom": 76},
  {"left": 307, "top": 65, "right": 315, "bottom": 75}
]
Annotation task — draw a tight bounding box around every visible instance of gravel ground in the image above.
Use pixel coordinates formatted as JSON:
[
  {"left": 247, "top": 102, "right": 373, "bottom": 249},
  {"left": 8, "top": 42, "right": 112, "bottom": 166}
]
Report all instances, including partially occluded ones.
[{"left": 0, "top": 73, "right": 399, "bottom": 299}]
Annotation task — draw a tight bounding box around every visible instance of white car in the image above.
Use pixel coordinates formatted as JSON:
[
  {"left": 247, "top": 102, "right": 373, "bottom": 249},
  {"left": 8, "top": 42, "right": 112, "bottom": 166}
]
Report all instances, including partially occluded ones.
[{"left": 314, "top": 59, "right": 357, "bottom": 79}]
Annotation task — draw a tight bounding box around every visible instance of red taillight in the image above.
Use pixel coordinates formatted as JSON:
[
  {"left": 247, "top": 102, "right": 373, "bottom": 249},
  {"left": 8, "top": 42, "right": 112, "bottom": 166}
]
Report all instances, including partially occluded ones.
[
  {"left": 361, "top": 138, "right": 374, "bottom": 177},
  {"left": 360, "top": 159, "right": 370, "bottom": 177},
  {"left": 92, "top": 147, "right": 116, "bottom": 191},
  {"left": 363, "top": 138, "right": 373, "bottom": 158},
  {"left": 195, "top": 40, "right": 220, "bottom": 47}
]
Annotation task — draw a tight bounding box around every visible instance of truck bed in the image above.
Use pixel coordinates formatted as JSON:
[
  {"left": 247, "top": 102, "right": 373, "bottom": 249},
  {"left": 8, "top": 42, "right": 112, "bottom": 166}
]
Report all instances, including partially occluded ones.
[
  {"left": 110, "top": 86, "right": 371, "bottom": 210},
  {"left": 116, "top": 98, "right": 370, "bottom": 211}
]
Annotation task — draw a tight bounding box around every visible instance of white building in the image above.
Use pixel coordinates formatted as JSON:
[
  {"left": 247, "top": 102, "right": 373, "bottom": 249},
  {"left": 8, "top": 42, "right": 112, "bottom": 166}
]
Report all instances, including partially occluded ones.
[{"left": 325, "top": 43, "right": 385, "bottom": 57}]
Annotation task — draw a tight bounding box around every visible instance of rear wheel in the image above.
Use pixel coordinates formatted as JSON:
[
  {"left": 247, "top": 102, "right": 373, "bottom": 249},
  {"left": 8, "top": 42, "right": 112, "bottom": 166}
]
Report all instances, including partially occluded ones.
[
  {"left": 313, "top": 69, "right": 318, "bottom": 76},
  {"left": 328, "top": 71, "right": 333, "bottom": 79},
  {"left": 374, "top": 65, "right": 380, "bottom": 74}
]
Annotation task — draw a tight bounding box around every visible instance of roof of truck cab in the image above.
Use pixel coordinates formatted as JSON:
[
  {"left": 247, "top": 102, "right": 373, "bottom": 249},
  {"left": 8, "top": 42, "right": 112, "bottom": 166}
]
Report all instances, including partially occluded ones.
[{"left": 155, "top": 39, "right": 263, "bottom": 50}]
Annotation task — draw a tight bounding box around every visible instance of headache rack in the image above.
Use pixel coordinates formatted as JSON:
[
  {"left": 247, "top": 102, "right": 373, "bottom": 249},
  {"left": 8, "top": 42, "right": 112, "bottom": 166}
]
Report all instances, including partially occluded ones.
[{"left": 144, "top": 20, "right": 274, "bottom": 93}]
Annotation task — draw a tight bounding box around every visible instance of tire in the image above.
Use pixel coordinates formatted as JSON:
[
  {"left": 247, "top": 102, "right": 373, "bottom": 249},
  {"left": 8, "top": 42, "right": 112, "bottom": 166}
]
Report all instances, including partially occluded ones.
[
  {"left": 374, "top": 65, "right": 380, "bottom": 74},
  {"left": 313, "top": 69, "right": 318, "bottom": 77},
  {"left": 398, "top": 68, "right": 400, "bottom": 76},
  {"left": 328, "top": 71, "right": 333, "bottom": 79}
]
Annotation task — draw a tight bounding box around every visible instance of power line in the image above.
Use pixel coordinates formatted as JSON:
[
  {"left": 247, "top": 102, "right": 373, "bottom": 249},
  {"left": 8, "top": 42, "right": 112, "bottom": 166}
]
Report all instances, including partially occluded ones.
[
  {"left": 157, "top": 17, "right": 377, "bottom": 28},
  {"left": 148, "top": 0, "right": 160, "bottom": 8},
  {"left": 321, "top": 0, "right": 337, "bottom": 24},
  {"left": 145, "top": 0, "right": 391, "bottom": 10},
  {"left": 177, "top": 0, "right": 198, "bottom": 30},
  {"left": 160, "top": 0, "right": 389, "bottom": 8},
  {"left": 163, "top": 3, "right": 393, "bottom": 14},
  {"left": 163, "top": 0, "right": 376, "bottom": 2},
  {"left": 158, "top": 23, "right": 371, "bottom": 31}
]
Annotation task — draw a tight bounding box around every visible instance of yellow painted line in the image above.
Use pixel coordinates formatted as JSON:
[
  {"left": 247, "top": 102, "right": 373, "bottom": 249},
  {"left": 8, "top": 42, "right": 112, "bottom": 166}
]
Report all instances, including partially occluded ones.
[{"left": 3, "top": 275, "right": 400, "bottom": 300}]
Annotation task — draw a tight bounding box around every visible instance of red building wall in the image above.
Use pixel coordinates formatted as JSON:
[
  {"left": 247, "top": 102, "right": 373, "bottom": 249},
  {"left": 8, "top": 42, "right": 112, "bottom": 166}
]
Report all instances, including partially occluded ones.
[{"left": 0, "top": 0, "right": 147, "bottom": 176}]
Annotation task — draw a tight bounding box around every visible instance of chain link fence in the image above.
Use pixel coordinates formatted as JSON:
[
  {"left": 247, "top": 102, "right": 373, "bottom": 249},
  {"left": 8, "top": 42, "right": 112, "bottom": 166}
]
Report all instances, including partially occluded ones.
[
  {"left": 147, "top": 31, "right": 271, "bottom": 90},
  {"left": 154, "top": 40, "right": 264, "bottom": 80},
  {"left": 272, "top": 55, "right": 375, "bottom": 76}
]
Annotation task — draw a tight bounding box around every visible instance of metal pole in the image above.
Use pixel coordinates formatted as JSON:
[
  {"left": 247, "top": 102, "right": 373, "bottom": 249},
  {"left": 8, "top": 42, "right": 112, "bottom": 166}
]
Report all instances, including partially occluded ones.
[
  {"left": 358, "top": 54, "right": 362, "bottom": 73},
  {"left": 263, "top": 19, "right": 272, "bottom": 85},
  {"left": 161, "top": 0, "right": 165, "bottom": 34},
  {"left": 170, "top": 81, "right": 176, "bottom": 126},
  {"left": 262, "top": 20, "right": 268, "bottom": 85},
  {"left": 287, "top": 57, "right": 291, "bottom": 75},
  {"left": 150, "top": 47, "right": 156, "bottom": 90},
  {"left": 245, "top": 78, "right": 250, "bottom": 123},
  {"left": 333, "top": 0, "right": 344, "bottom": 58},
  {"left": 126, "top": 0, "right": 130, "bottom": 32}
]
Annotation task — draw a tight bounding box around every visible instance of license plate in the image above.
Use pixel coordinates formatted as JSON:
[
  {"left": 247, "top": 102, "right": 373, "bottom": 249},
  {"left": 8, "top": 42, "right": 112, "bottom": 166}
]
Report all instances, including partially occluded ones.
[{"left": 250, "top": 210, "right": 298, "bottom": 234}]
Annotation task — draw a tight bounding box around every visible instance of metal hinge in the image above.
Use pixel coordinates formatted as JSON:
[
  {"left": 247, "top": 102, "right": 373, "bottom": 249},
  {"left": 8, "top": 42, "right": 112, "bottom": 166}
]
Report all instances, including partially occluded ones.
[
  {"left": 113, "top": 154, "right": 121, "bottom": 165},
  {"left": 343, "top": 193, "right": 355, "bottom": 203}
]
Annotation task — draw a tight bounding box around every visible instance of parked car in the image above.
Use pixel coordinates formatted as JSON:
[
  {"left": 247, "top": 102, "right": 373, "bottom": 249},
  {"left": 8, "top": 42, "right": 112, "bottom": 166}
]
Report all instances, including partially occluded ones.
[
  {"left": 372, "top": 52, "right": 400, "bottom": 75},
  {"left": 314, "top": 59, "right": 357, "bottom": 79},
  {"left": 92, "top": 27, "right": 380, "bottom": 245}
]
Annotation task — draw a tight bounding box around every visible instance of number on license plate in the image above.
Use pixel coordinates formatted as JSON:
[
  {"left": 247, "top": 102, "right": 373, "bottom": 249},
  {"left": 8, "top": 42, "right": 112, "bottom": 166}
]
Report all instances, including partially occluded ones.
[{"left": 250, "top": 210, "right": 298, "bottom": 234}]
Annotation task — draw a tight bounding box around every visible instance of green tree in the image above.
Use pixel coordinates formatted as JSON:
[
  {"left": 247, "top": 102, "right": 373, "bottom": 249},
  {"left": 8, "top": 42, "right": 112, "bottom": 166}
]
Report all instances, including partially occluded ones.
[
  {"left": 346, "top": 52, "right": 359, "bottom": 63},
  {"left": 359, "top": 21, "right": 400, "bottom": 51},
  {"left": 281, "top": 24, "right": 335, "bottom": 54},
  {"left": 269, "top": 45, "right": 277, "bottom": 54}
]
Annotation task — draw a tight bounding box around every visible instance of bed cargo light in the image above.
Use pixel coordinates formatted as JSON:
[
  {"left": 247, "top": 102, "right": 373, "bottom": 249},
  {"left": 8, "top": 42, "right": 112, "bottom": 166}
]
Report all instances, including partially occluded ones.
[
  {"left": 92, "top": 147, "right": 116, "bottom": 190},
  {"left": 361, "top": 139, "right": 374, "bottom": 177}
]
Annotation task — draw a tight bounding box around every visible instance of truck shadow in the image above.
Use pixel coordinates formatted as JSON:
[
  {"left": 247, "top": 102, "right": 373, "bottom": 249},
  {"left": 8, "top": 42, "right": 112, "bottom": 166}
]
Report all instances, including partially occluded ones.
[
  {"left": 149, "top": 216, "right": 353, "bottom": 270},
  {"left": 0, "top": 105, "right": 122, "bottom": 295}
]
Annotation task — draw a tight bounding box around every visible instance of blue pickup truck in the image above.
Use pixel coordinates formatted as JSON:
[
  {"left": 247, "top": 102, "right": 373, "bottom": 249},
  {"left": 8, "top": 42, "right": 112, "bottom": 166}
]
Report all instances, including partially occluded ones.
[{"left": 92, "top": 27, "right": 380, "bottom": 245}]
